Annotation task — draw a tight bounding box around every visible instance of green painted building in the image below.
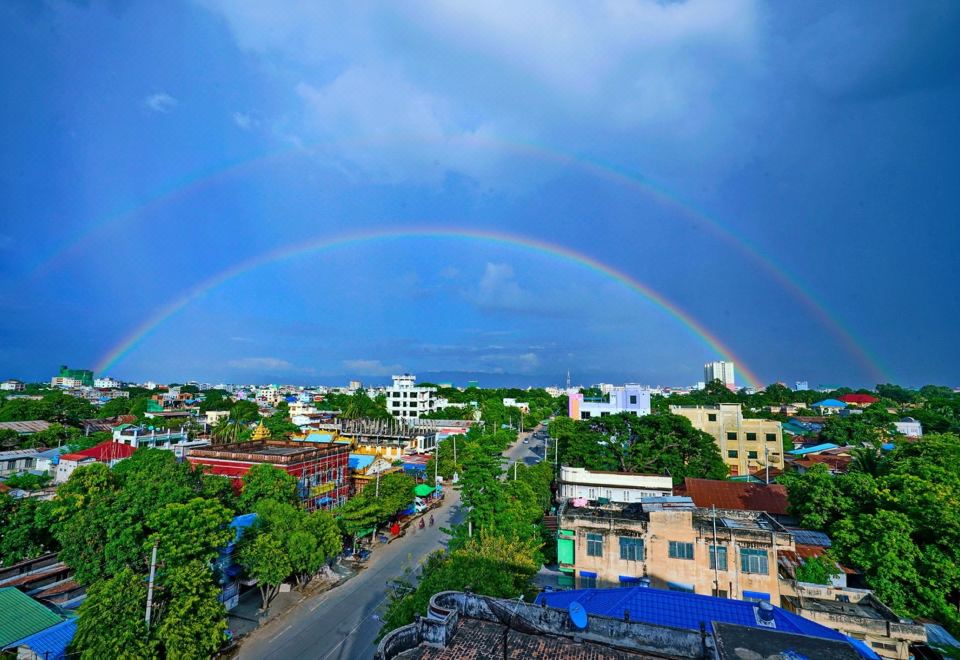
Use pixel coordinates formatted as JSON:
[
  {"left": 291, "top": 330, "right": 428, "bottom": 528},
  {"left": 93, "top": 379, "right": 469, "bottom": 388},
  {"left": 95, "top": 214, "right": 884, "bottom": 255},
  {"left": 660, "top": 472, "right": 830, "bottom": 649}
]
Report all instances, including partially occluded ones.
[{"left": 58, "top": 364, "right": 93, "bottom": 386}]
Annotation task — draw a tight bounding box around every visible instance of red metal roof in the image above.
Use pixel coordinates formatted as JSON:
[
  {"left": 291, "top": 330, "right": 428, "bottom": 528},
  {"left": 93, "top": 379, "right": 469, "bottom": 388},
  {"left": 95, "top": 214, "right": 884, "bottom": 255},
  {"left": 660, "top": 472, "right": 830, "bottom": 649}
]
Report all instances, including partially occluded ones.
[
  {"left": 678, "top": 477, "right": 790, "bottom": 516},
  {"left": 838, "top": 393, "right": 878, "bottom": 404},
  {"left": 73, "top": 441, "right": 136, "bottom": 462}
]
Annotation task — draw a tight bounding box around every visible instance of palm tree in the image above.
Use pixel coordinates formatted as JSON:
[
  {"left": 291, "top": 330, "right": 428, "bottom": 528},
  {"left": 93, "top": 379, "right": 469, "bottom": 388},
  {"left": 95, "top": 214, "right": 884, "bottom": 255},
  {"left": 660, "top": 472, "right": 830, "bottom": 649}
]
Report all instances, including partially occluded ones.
[{"left": 212, "top": 417, "right": 239, "bottom": 443}]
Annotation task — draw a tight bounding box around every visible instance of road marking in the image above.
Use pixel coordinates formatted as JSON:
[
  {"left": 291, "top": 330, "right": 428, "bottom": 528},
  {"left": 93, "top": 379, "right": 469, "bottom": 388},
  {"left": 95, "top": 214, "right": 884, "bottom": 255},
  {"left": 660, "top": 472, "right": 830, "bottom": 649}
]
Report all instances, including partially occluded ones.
[
  {"left": 319, "top": 593, "right": 392, "bottom": 660},
  {"left": 268, "top": 624, "right": 293, "bottom": 643}
]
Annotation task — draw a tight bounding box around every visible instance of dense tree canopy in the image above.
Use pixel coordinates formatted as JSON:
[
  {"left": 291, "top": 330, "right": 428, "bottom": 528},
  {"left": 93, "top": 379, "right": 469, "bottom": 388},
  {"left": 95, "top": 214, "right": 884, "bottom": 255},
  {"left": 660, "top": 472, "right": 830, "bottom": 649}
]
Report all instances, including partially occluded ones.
[
  {"left": 549, "top": 412, "right": 727, "bottom": 485},
  {"left": 781, "top": 433, "right": 960, "bottom": 632}
]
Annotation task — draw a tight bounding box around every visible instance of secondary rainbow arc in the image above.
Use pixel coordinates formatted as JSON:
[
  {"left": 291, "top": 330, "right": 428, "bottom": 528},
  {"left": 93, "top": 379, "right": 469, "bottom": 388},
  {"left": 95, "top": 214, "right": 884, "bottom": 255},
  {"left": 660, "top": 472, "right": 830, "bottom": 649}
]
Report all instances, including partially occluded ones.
[{"left": 94, "top": 228, "right": 763, "bottom": 388}]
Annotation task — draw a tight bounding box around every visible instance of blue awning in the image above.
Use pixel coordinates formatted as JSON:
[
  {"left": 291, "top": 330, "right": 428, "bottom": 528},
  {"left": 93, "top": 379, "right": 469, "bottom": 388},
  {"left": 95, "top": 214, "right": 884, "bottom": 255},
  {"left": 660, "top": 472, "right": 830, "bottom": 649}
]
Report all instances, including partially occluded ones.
[
  {"left": 317, "top": 496, "right": 332, "bottom": 505},
  {"left": 579, "top": 571, "right": 597, "bottom": 578},
  {"left": 619, "top": 576, "right": 640, "bottom": 583}
]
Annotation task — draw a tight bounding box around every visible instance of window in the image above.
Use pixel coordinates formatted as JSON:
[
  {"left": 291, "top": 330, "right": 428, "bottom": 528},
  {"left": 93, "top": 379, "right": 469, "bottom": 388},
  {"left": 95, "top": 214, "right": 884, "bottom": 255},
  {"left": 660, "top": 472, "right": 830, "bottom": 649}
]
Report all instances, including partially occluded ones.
[
  {"left": 600, "top": 412, "right": 609, "bottom": 417},
  {"left": 708, "top": 414, "right": 717, "bottom": 422},
  {"left": 668, "top": 541, "right": 694, "bottom": 560},
  {"left": 746, "top": 432, "right": 757, "bottom": 441},
  {"left": 580, "top": 574, "right": 597, "bottom": 589},
  {"left": 765, "top": 433, "right": 777, "bottom": 442},
  {"left": 709, "top": 545, "right": 728, "bottom": 571},
  {"left": 726, "top": 432, "right": 737, "bottom": 440},
  {"left": 712, "top": 588, "right": 728, "bottom": 598},
  {"left": 581, "top": 411, "right": 591, "bottom": 419},
  {"left": 586, "top": 533, "right": 603, "bottom": 557},
  {"left": 748, "top": 451, "right": 758, "bottom": 459},
  {"left": 620, "top": 537, "right": 644, "bottom": 561},
  {"left": 668, "top": 582, "right": 695, "bottom": 593},
  {"left": 740, "top": 548, "right": 769, "bottom": 574},
  {"left": 629, "top": 395, "right": 637, "bottom": 404},
  {"left": 727, "top": 450, "right": 738, "bottom": 458},
  {"left": 872, "top": 642, "right": 897, "bottom": 652}
]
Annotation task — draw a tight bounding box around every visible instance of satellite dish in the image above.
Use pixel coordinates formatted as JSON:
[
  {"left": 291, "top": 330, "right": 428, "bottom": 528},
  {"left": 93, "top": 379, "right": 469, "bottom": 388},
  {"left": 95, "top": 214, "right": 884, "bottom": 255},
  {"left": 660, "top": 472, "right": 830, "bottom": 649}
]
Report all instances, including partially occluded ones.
[{"left": 568, "top": 601, "right": 588, "bottom": 630}]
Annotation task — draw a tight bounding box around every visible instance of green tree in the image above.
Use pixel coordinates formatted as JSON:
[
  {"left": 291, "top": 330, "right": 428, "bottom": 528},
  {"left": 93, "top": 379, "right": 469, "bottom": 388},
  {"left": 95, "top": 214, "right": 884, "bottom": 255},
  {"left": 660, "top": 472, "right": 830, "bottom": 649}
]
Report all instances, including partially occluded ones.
[
  {"left": 240, "top": 532, "right": 292, "bottom": 611},
  {"left": 71, "top": 568, "right": 158, "bottom": 659},
  {"left": 146, "top": 497, "right": 234, "bottom": 567},
  {"left": 794, "top": 554, "right": 841, "bottom": 585},
  {"left": 237, "top": 464, "right": 299, "bottom": 511},
  {"left": 154, "top": 560, "right": 228, "bottom": 659}
]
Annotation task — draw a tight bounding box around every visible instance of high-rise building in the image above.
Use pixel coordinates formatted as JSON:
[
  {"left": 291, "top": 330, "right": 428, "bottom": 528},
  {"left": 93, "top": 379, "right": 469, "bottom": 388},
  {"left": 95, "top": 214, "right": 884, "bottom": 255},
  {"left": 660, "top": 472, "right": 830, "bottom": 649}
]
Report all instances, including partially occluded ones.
[{"left": 704, "top": 361, "right": 735, "bottom": 388}]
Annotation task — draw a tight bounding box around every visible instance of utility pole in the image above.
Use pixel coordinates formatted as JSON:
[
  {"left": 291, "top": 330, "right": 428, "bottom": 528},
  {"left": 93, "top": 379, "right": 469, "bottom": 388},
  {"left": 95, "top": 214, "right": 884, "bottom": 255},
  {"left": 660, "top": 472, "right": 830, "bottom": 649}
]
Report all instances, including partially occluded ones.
[
  {"left": 514, "top": 461, "right": 518, "bottom": 481},
  {"left": 145, "top": 542, "right": 158, "bottom": 629},
  {"left": 764, "top": 445, "right": 770, "bottom": 485},
  {"left": 712, "top": 506, "right": 720, "bottom": 597}
]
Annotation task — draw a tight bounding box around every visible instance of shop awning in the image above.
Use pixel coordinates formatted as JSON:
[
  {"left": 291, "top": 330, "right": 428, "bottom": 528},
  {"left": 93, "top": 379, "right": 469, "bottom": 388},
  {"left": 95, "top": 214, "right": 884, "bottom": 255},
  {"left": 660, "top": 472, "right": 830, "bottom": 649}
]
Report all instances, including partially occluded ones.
[{"left": 413, "top": 484, "right": 436, "bottom": 497}]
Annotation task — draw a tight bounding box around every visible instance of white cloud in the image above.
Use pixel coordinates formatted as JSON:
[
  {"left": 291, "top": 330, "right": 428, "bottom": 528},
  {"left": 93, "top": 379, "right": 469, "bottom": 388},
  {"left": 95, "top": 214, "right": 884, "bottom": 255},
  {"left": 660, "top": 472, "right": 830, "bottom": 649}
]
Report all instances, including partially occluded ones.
[
  {"left": 232, "top": 111, "right": 258, "bottom": 130},
  {"left": 196, "top": 1, "right": 764, "bottom": 184},
  {"left": 342, "top": 359, "right": 402, "bottom": 376},
  {"left": 144, "top": 92, "right": 178, "bottom": 113},
  {"left": 474, "top": 262, "right": 526, "bottom": 309},
  {"left": 227, "top": 356, "right": 294, "bottom": 370}
]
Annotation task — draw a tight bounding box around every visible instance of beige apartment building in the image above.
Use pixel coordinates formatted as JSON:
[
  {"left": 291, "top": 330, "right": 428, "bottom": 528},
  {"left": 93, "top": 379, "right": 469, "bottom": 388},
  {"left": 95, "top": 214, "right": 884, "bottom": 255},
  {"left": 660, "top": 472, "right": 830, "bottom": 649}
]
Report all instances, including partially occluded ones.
[
  {"left": 779, "top": 583, "right": 925, "bottom": 659},
  {"left": 557, "top": 499, "right": 794, "bottom": 604},
  {"left": 669, "top": 403, "right": 784, "bottom": 476}
]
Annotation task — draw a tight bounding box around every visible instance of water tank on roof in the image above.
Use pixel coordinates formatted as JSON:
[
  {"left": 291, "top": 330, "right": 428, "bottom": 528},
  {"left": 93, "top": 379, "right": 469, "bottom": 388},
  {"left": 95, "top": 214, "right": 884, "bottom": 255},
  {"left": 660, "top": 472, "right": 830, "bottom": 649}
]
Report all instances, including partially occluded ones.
[{"left": 756, "top": 600, "right": 775, "bottom": 625}]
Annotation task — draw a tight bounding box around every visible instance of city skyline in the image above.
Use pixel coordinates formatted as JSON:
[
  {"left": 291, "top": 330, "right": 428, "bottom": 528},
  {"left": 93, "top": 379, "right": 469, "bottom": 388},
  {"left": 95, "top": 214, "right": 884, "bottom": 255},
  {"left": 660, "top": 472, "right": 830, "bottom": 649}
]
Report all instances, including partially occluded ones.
[{"left": 2, "top": 2, "right": 959, "bottom": 386}]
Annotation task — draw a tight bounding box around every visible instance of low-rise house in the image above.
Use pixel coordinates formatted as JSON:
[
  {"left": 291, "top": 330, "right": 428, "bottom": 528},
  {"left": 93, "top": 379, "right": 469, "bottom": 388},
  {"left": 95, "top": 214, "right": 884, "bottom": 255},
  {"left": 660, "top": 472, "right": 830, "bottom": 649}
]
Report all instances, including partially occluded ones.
[
  {"left": 669, "top": 404, "right": 784, "bottom": 477},
  {"left": 556, "top": 497, "right": 794, "bottom": 604},
  {"left": 779, "top": 583, "right": 925, "bottom": 660},
  {"left": 349, "top": 453, "right": 400, "bottom": 494},
  {"left": 0, "top": 379, "right": 25, "bottom": 391},
  {"left": 0, "top": 420, "right": 52, "bottom": 437},
  {"left": 838, "top": 393, "right": 879, "bottom": 407},
  {"left": 205, "top": 410, "right": 231, "bottom": 426},
  {"left": 894, "top": 417, "right": 922, "bottom": 438},
  {"left": 55, "top": 441, "right": 136, "bottom": 483},
  {"left": 0, "top": 449, "right": 39, "bottom": 477},
  {"left": 0, "top": 587, "right": 71, "bottom": 657},
  {"left": 557, "top": 466, "right": 672, "bottom": 503},
  {"left": 813, "top": 399, "right": 847, "bottom": 415}
]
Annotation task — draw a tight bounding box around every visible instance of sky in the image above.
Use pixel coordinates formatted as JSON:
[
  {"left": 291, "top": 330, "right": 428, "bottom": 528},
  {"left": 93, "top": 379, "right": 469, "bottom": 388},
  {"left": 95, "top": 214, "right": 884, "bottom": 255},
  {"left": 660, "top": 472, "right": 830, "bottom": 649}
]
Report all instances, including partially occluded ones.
[{"left": 1, "top": 1, "right": 958, "bottom": 388}]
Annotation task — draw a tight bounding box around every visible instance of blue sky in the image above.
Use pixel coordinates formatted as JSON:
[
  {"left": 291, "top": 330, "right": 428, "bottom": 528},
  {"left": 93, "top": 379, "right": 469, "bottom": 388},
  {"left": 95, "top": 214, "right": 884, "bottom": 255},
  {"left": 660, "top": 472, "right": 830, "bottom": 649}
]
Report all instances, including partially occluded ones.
[{"left": 1, "top": 1, "right": 958, "bottom": 388}]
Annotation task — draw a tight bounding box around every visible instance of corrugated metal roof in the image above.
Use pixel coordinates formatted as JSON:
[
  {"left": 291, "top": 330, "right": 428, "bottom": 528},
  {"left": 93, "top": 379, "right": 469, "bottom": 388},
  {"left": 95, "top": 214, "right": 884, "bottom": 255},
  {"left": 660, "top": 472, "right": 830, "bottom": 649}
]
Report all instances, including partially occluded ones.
[
  {"left": 788, "top": 443, "right": 839, "bottom": 455},
  {"left": 0, "top": 421, "right": 52, "bottom": 434},
  {"left": 349, "top": 454, "right": 375, "bottom": 470},
  {"left": 2, "top": 617, "right": 76, "bottom": 658},
  {"left": 535, "top": 587, "right": 860, "bottom": 645},
  {"left": 680, "top": 478, "right": 789, "bottom": 516},
  {"left": 0, "top": 449, "right": 40, "bottom": 461},
  {"left": 0, "top": 587, "right": 64, "bottom": 648}
]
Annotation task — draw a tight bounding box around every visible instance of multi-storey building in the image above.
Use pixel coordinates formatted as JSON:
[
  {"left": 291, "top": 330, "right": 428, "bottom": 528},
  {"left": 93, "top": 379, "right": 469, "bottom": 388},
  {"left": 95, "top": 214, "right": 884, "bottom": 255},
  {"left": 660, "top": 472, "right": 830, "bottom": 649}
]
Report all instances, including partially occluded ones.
[
  {"left": 51, "top": 365, "right": 94, "bottom": 388},
  {"left": 704, "top": 361, "right": 736, "bottom": 388},
  {"left": 384, "top": 374, "right": 436, "bottom": 420},
  {"left": 557, "top": 498, "right": 795, "bottom": 604},
  {"left": 111, "top": 424, "right": 193, "bottom": 451},
  {"left": 187, "top": 440, "right": 350, "bottom": 511},
  {"left": 669, "top": 403, "right": 783, "bottom": 477},
  {"left": 0, "top": 379, "right": 25, "bottom": 392},
  {"left": 93, "top": 377, "right": 122, "bottom": 389},
  {"left": 568, "top": 384, "right": 651, "bottom": 420}
]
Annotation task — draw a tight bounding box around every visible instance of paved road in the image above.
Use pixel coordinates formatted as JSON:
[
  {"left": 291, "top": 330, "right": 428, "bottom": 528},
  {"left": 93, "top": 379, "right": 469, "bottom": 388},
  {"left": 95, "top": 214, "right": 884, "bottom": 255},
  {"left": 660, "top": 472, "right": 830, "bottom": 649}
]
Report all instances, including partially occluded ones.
[
  {"left": 239, "top": 490, "right": 463, "bottom": 660},
  {"left": 502, "top": 425, "right": 554, "bottom": 470}
]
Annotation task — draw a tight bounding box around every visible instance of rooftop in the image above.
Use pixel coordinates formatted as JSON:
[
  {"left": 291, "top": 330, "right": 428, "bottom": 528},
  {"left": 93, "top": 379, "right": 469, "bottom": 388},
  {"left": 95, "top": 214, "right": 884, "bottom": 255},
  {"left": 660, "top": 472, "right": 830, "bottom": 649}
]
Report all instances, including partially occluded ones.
[
  {"left": 678, "top": 478, "right": 789, "bottom": 516},
  {"left": 0, "top": 421, "right": 52, "bottom": 435},
  {"left": 188, "top": 439, "right": 349, "bottom": 463},
  {"left": 712, "top": 622, "right": 861, "bottom": 660},
  {"left": 0, "top": 587, "right": 64, "bottom": 648}
]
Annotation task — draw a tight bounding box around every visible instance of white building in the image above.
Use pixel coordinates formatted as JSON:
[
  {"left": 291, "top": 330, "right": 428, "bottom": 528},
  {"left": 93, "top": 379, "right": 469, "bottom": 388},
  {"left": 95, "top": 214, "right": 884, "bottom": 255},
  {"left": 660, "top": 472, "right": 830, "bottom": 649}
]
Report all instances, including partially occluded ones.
[
  {"left": 567, "top": 384, "right": 651, "bottom": 420},
  {"left": 894, "top": 417, "right": 923, "bottom": 438},
  {"left": 94, "top": 377, "right": 122, "bottom": 389},
  {"left": 112, "top": 424, "right": 191, "bottom": 450},
  {"left": 205, "top": 410, "right": 231, "bottom": 426},
  {"left": 704, "top": 361, "right": 736, "bottom": 388},
  {"left": 0, "top": 379, "right": 25, "bottom": 392},
  {"left": 502, "top": 398, "right": 530, "bottom": 414},
  {"left": 385, "top": 374, "right": 437, "bottom": 420},
  {"left": 557, "top": 466, "right": 672, "bottom": 503},
  {"left": 50, "top": 376, "right": 83, "bottom": 388}
]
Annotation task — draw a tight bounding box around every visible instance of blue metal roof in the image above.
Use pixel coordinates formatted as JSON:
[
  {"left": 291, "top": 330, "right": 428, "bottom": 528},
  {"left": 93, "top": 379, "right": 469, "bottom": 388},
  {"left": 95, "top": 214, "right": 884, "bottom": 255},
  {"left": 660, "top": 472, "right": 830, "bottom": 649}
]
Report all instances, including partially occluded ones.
[
  {"left": 535, "top": 587, "right": 872, "bottom": 657},
  {"left": 925, "top": 623, "right": 960, "bottom": 649},
  {"left": 349, "top": 454, "right": 375, "bottom": 470},
  {"left": 787, "top": 528, "right": 832, "bottom": 547},
  {"left": 304, "top": 432, "right": 334, "bottom": 443},
  {"left": 814, "top": 399, "right": 847, "bottom": 407},
  {"left": 787, "top": 443, "right": 839, "bottom": 455},
  {"left": 4, "top": 618, "right": 76, "bottom": 658}
]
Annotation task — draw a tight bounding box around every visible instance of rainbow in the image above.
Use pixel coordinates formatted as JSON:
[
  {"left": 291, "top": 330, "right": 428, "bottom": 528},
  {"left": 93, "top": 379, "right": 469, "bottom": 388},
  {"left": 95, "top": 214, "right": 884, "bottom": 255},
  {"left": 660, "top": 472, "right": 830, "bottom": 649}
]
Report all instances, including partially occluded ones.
[
  {"left": 29, "top": 134, "right": 888, "bottom": 382},
  {"left": 94, "top": 227, "right": 763, "bottom": 388}
]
